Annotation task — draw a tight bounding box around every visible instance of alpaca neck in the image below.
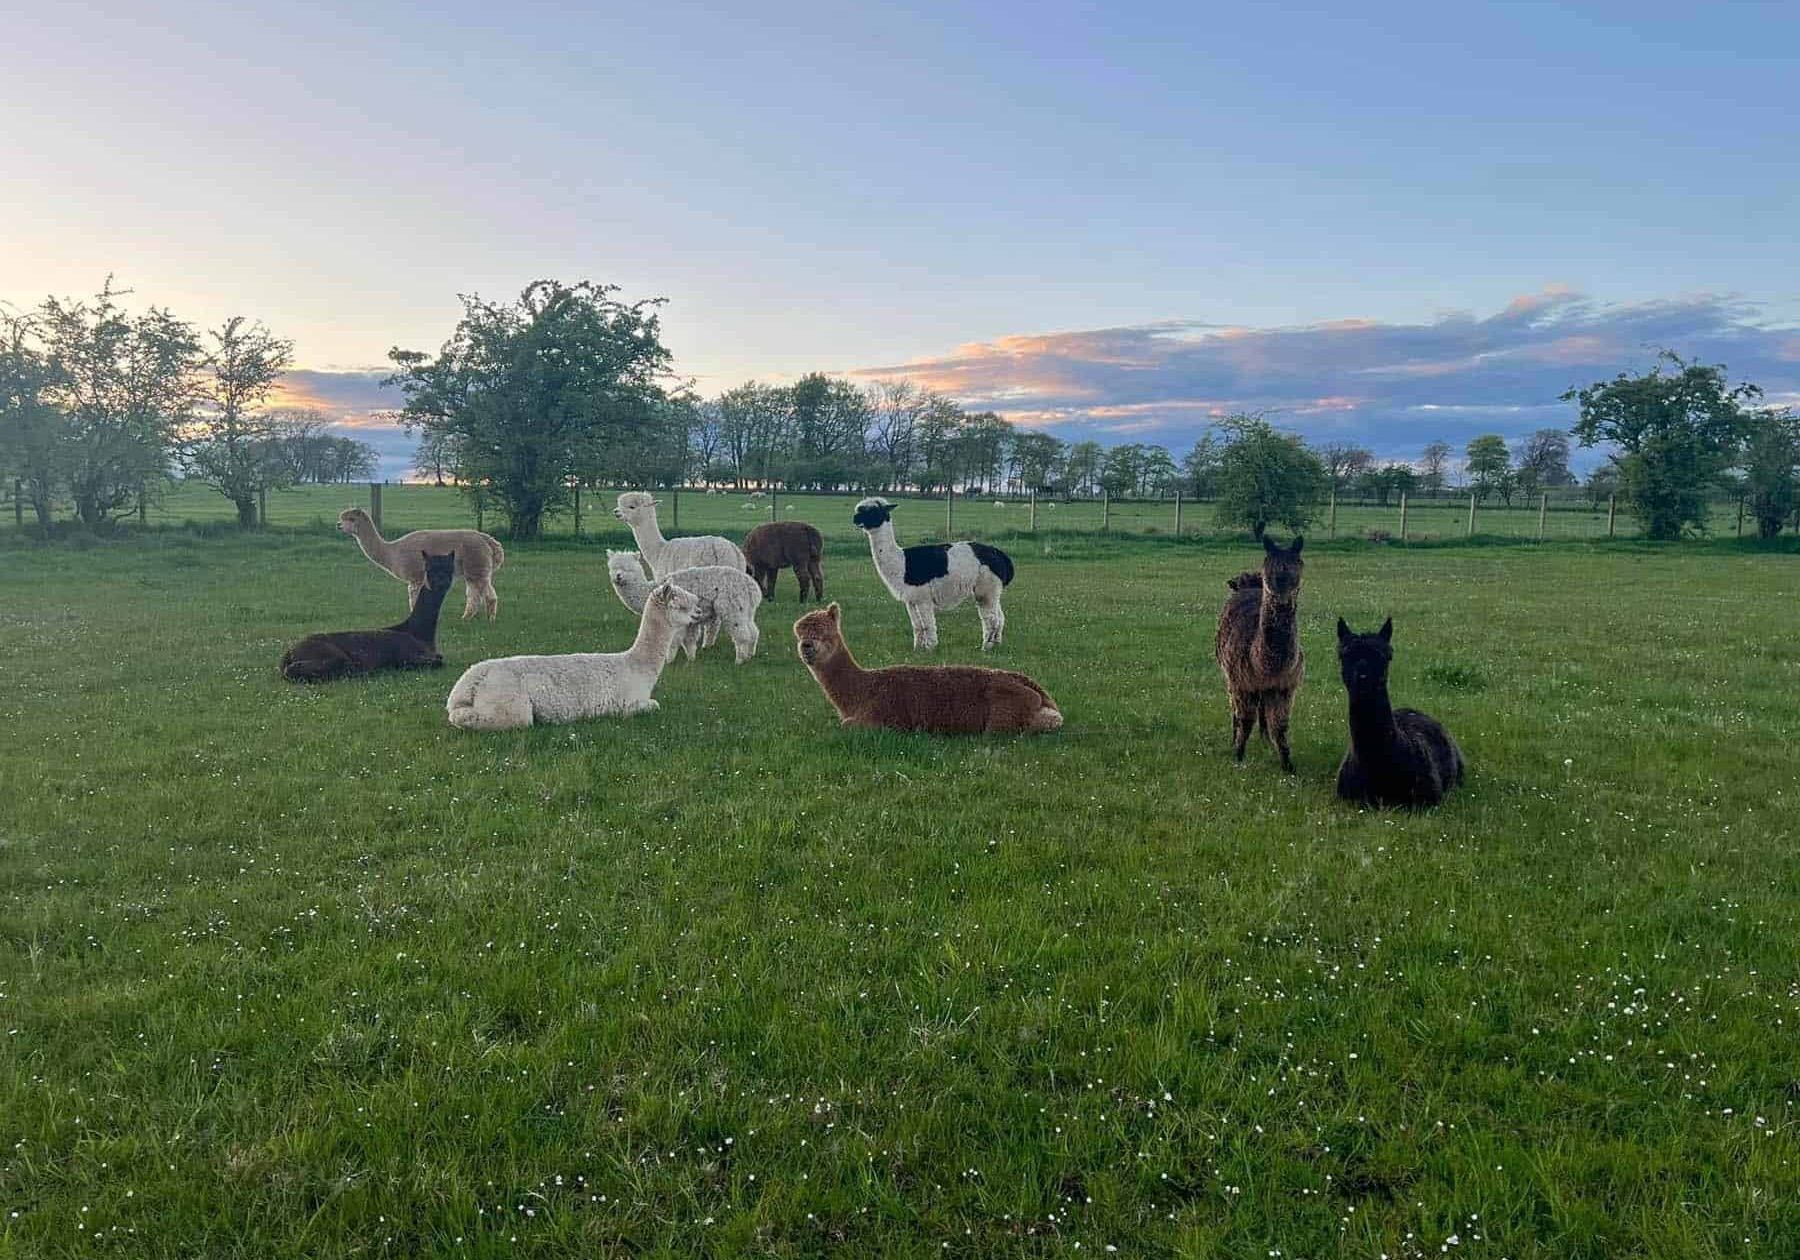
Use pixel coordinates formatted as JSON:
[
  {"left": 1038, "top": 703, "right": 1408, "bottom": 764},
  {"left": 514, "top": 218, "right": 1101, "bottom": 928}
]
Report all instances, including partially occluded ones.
[
  {"left": 1255, "top": 592, "right": 1299, "bottom": 667},
  {"left": 1347, "top": 685, "right": 1398, "bottom": 756},
  {"left": 627, "top": 601, "right": 678, "bottom": 666},
  {"left": 351, "top": 519, "right": 394, "bottom": 567},
  {"left": 629, "top": 513, "right": 669, "bottom": 564},
  {"left": 397, "top": 577, "right": 451, "bottom": 643},
  {"left": 809, "top": 643, "right": 869, "bottom": 710},
  {"left": 866, "top": 523, "right": 905, "bottom": 593}
]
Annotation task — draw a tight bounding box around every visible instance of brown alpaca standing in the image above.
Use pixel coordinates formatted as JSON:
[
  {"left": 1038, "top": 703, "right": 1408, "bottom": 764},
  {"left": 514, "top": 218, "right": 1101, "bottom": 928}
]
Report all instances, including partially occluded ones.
[
  {"left": 743, "top": 520, "right": 825, "bottom": 600},
  {"left": 794, "top": 603, "right": 1062, "bottom": 734},
  {"left": 1215, "top": 534, "right": 1306, "bottom": 772}
]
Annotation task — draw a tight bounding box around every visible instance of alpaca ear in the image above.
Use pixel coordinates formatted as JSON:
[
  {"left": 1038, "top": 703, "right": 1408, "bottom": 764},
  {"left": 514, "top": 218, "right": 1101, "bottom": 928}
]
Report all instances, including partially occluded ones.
[
  {"left": 1337, "top": 617, "right": 1352, "bottom": 644},
  {"left": 827, "top": 602, "right": 841, "bottom": 622},
  {"left": 1289, "top": 536, "right": 1304, "bottom": 555},
  {"left": 1379, "top": 617, "right": 1393, "bottom": 642},
  {"left": 1261, "top": 533, "right": 1278, "bottom": 554}
]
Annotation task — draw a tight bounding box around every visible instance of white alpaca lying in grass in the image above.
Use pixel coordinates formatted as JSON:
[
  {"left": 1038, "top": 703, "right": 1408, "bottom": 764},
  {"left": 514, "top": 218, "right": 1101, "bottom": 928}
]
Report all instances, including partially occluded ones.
[
  {"left": 445, "top": 581, "right": 708, "bottom": 730},
  {"left": 612, "top": 491, "right": 745, "bottom": 577},
  {"left": 606, "top": 550, "right": 763, "bottom": 664}
]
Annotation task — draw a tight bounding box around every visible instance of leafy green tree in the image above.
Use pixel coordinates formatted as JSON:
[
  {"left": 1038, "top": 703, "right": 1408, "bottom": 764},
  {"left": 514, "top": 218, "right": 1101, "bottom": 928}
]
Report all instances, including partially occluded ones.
[
  {"left": 181, "top": 317, "right": 295, "bottom": 527},
  {"left": 1358, "top": 462, "right": 1418, "bottom": 506},
  {"left": 1564, "top": 351, "right": 1759, "bottom": 539},
  {"left": 1064, "top": 440, "right": 1102, "bottom": 496},
  {"left": 1584, "top": 464, "right": 1620, "bottom": 509},
  {"left": 0, "top": 308, "right": 65, "bottom": 534},
  {"left": 1464, "top": 434, "right": 1512, "bottom": 503},
  {"left": 1138, "top": 445, "right": 1178, "bottom": 496},
  {"left": 1320, "top": 442, "right": 1373, "bottom": 492},
  {"left": 1098, "top": 443, "right": 1142, "bottom": 496},
  {"left": 1181, "top": 435, "right": 1221, "bottom": 498},
  {"left": 1011, "top": 430, "right": 1065, "bottom": 493},
  {"left": 1742, "top": 409, "right": 1799, "bottom": 538},
  {"left": 387, "top": 280, "right": 672, "bottom": 539},
  {"left": 1211, "top": 415, "right": 1328, "bottom": 538}
]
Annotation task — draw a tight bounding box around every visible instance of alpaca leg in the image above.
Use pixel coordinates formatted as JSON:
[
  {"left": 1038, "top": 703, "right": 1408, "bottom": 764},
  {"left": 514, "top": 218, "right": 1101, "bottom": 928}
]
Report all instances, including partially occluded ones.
[
  {"left": 448, "top": 683, "right": 533, "bottom": 731},
  {"left": 461, "top": 581, "right": 482, "bottom": 620},
  {"left": 975, "top": 587, "right": 1005, "bottom": 650},
  {"left": 1229, "top": 690, "right": 1256, "bottom": 762},
  {"left": 482, "top": 580, "right": 499, "bottom": 621},
  {"left": 281, "top": 646, "right": 353, "bottom": 683},
  {"left": 808, "top": 558, "right": 825, "bottom": 601},
  {"left": 702, "top": 618, "right": 721, "bottom": 649},
  {"left": 911, "top": 603, "right": 939, "bottom": 651},
  {"left": 1265, "top": 690, "right": 1296, "bottom": 774}
]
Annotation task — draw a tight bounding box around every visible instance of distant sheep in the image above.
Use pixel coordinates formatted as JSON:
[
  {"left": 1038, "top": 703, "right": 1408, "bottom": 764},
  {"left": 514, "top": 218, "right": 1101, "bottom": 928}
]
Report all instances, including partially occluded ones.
[
  {"left": 851, "top": 496, "right": 1012, "bottom": 651},
  {"left": 607, "top": 550, "right": 762, "bottom": 664},
  {"left": 794, "top": 603, "right": 1061, "bottom": 734},
  {"left": 446, "top": 581, "right": 708, "bottom": 729},
  {"left": 339, "top": 507, "right": 504, "bottom": 619},
  {"left": 742, "top": 520, "right": 825, "bottom": 601},
  {"left": 613, "top": 491, "right": 745, "bottom": 577}
]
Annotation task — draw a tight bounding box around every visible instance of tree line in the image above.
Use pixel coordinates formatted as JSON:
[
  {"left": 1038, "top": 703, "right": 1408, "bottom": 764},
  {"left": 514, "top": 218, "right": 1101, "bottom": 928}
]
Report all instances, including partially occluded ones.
[{"left": 0, "top": 280, "right": 379, "bottom": 531}]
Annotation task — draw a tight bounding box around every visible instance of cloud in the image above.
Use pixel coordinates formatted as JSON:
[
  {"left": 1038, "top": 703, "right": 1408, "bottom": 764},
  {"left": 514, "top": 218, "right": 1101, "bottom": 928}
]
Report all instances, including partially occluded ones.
[
  {"left": 850, "top": 289, "right": 1800, "bottom": 462},
  {"left": 270, "top": 368, "right": 416, "bottom": 479}
]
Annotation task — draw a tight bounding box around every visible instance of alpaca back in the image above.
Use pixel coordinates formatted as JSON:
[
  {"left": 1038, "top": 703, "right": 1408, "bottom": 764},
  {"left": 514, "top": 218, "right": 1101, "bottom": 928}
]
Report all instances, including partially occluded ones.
[{"left": 654, "top": 535, "right": 745, "bottom": 578}]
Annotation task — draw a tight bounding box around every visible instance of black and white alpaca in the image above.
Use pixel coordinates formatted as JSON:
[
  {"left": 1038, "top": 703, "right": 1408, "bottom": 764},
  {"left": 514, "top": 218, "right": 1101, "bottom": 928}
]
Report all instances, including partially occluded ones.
[
  {"left": 1334, "top": 617, "right": 1465, "bottom": 809},
  {"left": 280, "top": 552, "right": 455, "bottom": 682},
  {"left": 851, "top": 497, "right": 1013, "bottom": 650}
]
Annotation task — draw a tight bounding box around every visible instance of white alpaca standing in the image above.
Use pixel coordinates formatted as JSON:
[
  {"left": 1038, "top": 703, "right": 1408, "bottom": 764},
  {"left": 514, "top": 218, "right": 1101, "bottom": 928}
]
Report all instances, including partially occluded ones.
[
  {"left": 606, "top": 551, "right": 763, "bottom": 664},
  {"left": 612, "top": 492, "right": 745, "bottom": 577},
  {"left": 445, "top": 581, "right": 708, "bottom": 730},
  {"left": 851, "top": 496, "right": 1013, "bottom": 651}
]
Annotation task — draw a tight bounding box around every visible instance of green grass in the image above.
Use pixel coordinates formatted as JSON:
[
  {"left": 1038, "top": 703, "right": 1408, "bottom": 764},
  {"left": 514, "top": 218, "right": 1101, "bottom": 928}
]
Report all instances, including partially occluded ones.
[
  {"left": 3, "top": 480, "right": 1752, "bottom": 543},
  {"left": 3, "top": 526, "right": 1798, "bottom": 1258}
]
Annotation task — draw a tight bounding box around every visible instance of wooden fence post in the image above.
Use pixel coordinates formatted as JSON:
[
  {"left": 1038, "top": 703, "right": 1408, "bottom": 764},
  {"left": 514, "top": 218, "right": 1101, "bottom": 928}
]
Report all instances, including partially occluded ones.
[
  {"left": 12, "top": 480, "right": 20, "bottom": 528},
  {"left": 1607, "top": 494, "right": 1616, "bottom": 538},
  {"left": 1329, "top": 487, "right": 1337, "bottom": 537},
  {"left": 1174, "top": 489, "right": 1183, "bottom": 536},
  {"left": 946, "top": 485, "right": 954, "bottom": 536},
  {"left": 770, "top": 489, "right": 778, "bottom": 522},
  {"left": 1029, "top": 488, "right": 1037, "bottom": 532},
  {"left": 1736, "top": 492, "right": 1745, "bottom": 537},
  {"left": 671, "top": 486, "right": 680, "bottom": 531},
  {"left": 573, "top": 484, "right": 582, "bottom": 537},
  {"left": 1537, "top": 493, "right": 1546, "bottom": 542},
  {"left": 1467, "top": 491, "right": 1476, "bottom": 537},
  {"left": 259, "top": 485, "right": 268, "bottom": 528},
  {"left": 1102, "top": 488, "right": 1110, "bottom": 532},
  {"left": 1399, "top": 493, "right": 1408, "bottom": 543},
  {"left": 370, "top": 482, "right": 383, "bottom": 533}
]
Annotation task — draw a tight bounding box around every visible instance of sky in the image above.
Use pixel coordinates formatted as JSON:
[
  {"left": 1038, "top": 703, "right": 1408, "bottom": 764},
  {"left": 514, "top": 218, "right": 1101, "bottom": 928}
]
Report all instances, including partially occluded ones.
[{"left": 5, "top": 0, "right": 1797, "bottom": 478}]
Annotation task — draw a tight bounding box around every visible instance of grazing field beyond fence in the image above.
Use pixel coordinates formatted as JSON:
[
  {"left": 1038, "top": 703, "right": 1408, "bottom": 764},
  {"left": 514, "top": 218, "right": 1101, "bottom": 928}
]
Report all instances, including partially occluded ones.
[
  {"left": 3, "top": 480, "right": 1761, "bottom": 543},
  {"left": 3, "top": 528, "right": 1798, "bottom": 1257}
]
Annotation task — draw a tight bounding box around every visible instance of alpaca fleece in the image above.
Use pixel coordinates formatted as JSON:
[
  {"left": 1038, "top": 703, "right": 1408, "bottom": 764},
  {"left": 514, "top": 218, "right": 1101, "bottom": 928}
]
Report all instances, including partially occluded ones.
[
  {"left": 613, "top": 491, "right": 745, "bottom": 577},
  {"left": 1215, "top": 534, "right": 1306, "bottom": 772},
  {"left": 742, "top": 520, "right": 825, "bottom": 600},
  {"left": 338, "top": 508, "right": 504, "bottom": 619},
  {"left": 794, "top": 603, "right": 1061, "bottom": 734},
  {"left": 851, "top": 496, "right": 1011, "bottom": 651},
  {"left": 1335, "top": 617, "right": 1465, "bottom": 808},
  {"left": 446, "top": 581, "right": 707, "bottom": 730},
  {"left": 281, "top": 553, "right": 455, "bottom": 682},
  {"left": 607, "top": 551, "right": 763, "bottom": 664}
]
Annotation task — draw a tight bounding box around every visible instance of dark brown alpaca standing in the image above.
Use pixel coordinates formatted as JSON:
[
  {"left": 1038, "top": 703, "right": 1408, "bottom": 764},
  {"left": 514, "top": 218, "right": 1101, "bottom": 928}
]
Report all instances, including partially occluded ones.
[
  {"left": 743, "top": 520, "right": 825, "bottom": 600},
  {"left": 794, "top": 603, "right": 1062, "bottom": 734},
  {"left": 1215, "top": 535, "right": 1306, "bottom": 771},
  {"left": 280, "top": 553, "right": 455, "bottom": 682}
]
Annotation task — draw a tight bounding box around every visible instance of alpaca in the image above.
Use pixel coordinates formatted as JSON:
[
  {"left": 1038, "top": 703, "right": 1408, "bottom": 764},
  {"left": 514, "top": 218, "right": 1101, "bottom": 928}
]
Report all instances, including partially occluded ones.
[
  {"left": 794, "top": 603, "right": 1062, "bottom": 734},
  {"left": 612, "top": 491, "right": 745, "bottom": 577},
  {"left": 851, "top": 497, "right": 1012, "bottom": 651},
  {"left": 446, "top": 581, "right": 709, "bottom": 730},
  {"left": 742, "top": 520, "right": 825, "bottom": 600},
  {"left": 1335, "top": 618, "right": 1465, "bottom": 808},
  {"left": 606, "top": 551, "right": 763, "bottom": 664},
  {"left": 281, "top": 553, "right": 456, "bottom": 682},
  {"left": 338, "top": 508, "right": 504, "bottom": 620},
  {"left": 1215, "top": 534, "right": 1306, "bottom": 772}
]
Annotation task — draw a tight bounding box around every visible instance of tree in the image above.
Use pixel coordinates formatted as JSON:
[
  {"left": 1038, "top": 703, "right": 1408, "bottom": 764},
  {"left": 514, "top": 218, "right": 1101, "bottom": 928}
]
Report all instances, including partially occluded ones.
[
  {"left": 1011, "top": 430, "right": 1065, "bottom": 493},
  {"left": 1064, "top": 441, "right": 1102, "bottom": 497},
  {"left": 387, "top": 280, "right": 672, "bottom": 539},
  {"left": 1742, "top": 409, "right": 1799, "bottom": 538},
  {"left": 1358, "top": 462, "right": 1418, "bottom": 506},
  {"left": 0, "top": 308, "right": 64, "bottom": 534},
  {"left": 1320, "top": 442, "right": 1374, "bottom": 493},
  {"left": 1099, "top": 443, "right": 1143, "bottom": 496},
  {"left": 1513, "top": 428, "right": 1574, "bottom": 500},
  {"left": 866, "top": 379, "right": 924, "bottom": 489},
  {"left": 1464, "top": 434, "right": 1512, "bottom": 503},
  {"left": 1584, "top": 464, "right": 1619, "bottom": 509},
  {"left": 1420, "top": 441, "right": 1453, "bottom": 496},
  {"left": 181, "top": 317, "right": 296, "bottom": 526},
  {"left": 38, "top": 279, "right": 200, "bottom": 527},
  {"left": 1212, "top": 414, "right": 1328, "bottom": 538},
  {"left": 1181, "top": 435, "right": 1221, "bottom": 498},
  {"left": 413, "top": 426, "right": 456, "bottom": 485},
  {"left": 1139, "top": 445, "right": 1178, "bottom": 496},
  {"left": 1565, "top": 351, "right": 1759, "bottom": 539}
]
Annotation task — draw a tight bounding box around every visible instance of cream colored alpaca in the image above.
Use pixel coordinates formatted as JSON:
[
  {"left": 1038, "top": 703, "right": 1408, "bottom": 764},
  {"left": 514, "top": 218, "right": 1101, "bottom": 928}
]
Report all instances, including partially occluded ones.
[
  {"left": 339, "top": 508, "right": 505, "bottom": 620},
  {"left": 612, "top": 491, "right": 744, "bottom": 577},
  {"left": 606, "top": 550, "right": 763, "bottom": 664},
  {"left": 445, "top": 581, "right": 709, "bottom": 730}
]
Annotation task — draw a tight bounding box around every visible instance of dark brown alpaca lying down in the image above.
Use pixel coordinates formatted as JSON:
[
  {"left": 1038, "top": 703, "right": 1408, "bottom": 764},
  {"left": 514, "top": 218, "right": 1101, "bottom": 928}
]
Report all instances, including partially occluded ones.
[{"left": 794, "top": 603, "right": 1062, "bottom": 734}]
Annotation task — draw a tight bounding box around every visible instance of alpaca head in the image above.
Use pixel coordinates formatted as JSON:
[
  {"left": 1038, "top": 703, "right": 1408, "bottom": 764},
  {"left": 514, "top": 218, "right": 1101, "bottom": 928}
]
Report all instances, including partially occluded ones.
[
  {"left": 1259, "top": 534, "right": 1305, "bottom": 598},
  {"left": 1336, "top": 617, "right": 1394, "bottom": 698},
  {"left": 648, "top": 579, "right": 709, "bottom": 628},
  {"left": 338, "top": 507, "right": 373, "bottom": 536},
  {"left": 606, "top": 549, "right": 649, "bottom": 593},
  {"left": 422, "top": 552, "right": 456, "bottom": 592},
  {"left": 852, "top": 497, "right": 894, "bottom": 531},
  {"left": 793, "top": 602, "right": 844, "bottom": 667},
  {"left": 613, "top": 491, "right": 658, "bottom": 525}
]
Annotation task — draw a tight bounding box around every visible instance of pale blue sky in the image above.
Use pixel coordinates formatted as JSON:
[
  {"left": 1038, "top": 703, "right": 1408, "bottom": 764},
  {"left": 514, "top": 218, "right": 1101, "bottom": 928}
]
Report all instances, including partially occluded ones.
[{"left": 5, "top": 0, "right": 1796, "bottom": 473}]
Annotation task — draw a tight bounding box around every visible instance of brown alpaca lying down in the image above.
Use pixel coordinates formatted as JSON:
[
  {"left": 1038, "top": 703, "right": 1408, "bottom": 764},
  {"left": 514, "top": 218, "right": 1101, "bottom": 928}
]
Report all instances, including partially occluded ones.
[{"left": 794, "top": 603, "right": 1062, "bottom": 734}]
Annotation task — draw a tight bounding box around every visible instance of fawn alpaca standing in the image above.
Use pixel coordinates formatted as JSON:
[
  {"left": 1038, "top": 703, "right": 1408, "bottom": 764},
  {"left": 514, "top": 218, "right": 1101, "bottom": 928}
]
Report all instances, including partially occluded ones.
[
  {"left": 446, "top": 581, "right": 709, "bottom": 730},
  {"left": 1215, "top": 534, "right": 1306, "bottom": 771},
  {"left": 281, "top": 553, "right": 456, "bottom": 682},
  {"left": 338, "top": 508, "right": 504, "bottom": 619},
  {"left": 851, "top": 497, "right": 1012, "bottom": 650},
  {"left": 1335, "top": 618, "right": 1465, "bottom": 808},
  {"left": 794, "top": 603, "right": 1061, "bottom": 734}
]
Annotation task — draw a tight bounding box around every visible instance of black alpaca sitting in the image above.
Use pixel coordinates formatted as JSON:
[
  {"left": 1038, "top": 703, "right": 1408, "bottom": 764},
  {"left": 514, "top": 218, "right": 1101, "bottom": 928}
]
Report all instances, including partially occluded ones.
[
  {"left": 280, "top": 553, "right": 455, "bottom": 683},
  {"left": 1334, "top": 617, "right": 1465, "bottom": 808}
]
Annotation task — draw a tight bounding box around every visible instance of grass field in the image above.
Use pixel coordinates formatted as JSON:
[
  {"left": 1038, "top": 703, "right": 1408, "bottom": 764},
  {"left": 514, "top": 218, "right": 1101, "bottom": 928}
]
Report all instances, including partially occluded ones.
[
  {"left": 3, "top": 524, "right": 1799, "bottom": 1258},
  {"left": 3, "top": 480, "right": 1753, "bottom": 543}
]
